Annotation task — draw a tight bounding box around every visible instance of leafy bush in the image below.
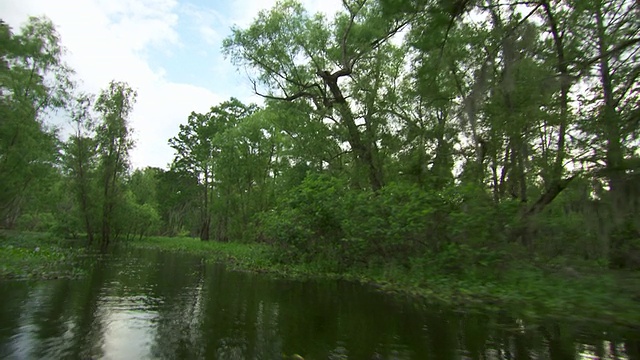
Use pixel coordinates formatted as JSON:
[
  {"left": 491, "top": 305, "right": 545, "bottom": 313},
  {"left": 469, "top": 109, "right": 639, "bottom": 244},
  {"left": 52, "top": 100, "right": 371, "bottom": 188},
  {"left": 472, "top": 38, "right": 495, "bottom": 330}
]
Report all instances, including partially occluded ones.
[
  {"left": 260, "top": 176, "right": 523, "bottom": 270},
  {"left": 115, "top": 191, "right": 162, "bottom": 241},
  {"left": 16, "top": 212, "right": 57, "bottom": 232},
  {"left": 609, "top": 216, "right": 640, "bottom": 269},
  {"left": 259, "top": 174, "right": 347, "bottom": 264},
  {"left": 341, "top": 182, "right": 447, "bottom": 264}
]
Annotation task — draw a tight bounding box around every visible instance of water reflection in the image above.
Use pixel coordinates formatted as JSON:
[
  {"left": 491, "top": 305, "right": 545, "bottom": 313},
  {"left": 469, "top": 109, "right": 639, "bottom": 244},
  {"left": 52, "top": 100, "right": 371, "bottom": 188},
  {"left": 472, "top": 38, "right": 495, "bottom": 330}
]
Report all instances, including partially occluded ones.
[{"left": 0, "top": 248, "right": 638, "bottom": 359}]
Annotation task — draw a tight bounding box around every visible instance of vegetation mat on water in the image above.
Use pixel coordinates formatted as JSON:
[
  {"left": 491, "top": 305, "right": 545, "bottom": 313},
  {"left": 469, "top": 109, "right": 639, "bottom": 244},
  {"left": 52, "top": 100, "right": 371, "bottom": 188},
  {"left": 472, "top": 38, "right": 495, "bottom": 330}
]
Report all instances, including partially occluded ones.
[
  {"left": 129, "top": 236, "right": 640, "bottom": 328},
  {"left": 0, "top": 231, "right": 87, "bottom": 280}
]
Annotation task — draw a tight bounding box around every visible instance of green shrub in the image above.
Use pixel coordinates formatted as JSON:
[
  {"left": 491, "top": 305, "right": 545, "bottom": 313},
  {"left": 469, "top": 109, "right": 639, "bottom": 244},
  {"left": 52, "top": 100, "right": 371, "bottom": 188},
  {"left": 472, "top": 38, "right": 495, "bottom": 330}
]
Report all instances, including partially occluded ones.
[
  {"left": 16, "top": 212, "right": 57, "bottom": 232},
  {"left": 259, "top": 174, "right": 347, "bottom": 263},
  {"left": 260, "top": 176, "right": 524, "bottom": 271}
]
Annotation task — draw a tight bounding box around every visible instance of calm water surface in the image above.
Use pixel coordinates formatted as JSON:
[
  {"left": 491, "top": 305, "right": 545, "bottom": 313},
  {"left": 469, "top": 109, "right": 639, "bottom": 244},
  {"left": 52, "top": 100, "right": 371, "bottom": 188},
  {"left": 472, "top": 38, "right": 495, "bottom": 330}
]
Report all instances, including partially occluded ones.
[{"left": 0, "top": 248, "right": 638, "bottom": 359}]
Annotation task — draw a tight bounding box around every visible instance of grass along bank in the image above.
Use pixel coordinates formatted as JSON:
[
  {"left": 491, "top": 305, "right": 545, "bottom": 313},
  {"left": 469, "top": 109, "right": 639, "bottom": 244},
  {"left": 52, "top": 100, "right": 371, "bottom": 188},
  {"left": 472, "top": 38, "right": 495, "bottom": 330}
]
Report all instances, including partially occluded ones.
[
  {"left": 129, "top": 236, "right": 640, "bottom": 328},
  {"left": 0, "top": 231, "right": 87, "bottom": 280}
]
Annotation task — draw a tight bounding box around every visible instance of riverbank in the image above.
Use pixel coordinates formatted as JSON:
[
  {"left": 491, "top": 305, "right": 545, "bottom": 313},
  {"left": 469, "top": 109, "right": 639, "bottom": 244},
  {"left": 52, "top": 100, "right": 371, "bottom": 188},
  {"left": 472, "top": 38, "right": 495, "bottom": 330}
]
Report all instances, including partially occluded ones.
[
  {"left": 129, "top": 236, "right": 640, "bottom": 328},
  {"left": 0, "top": 231, "right": 86, "bottom": 280},
  {"left": 2, "top": 232, "right": 638, "bottom": 327}
]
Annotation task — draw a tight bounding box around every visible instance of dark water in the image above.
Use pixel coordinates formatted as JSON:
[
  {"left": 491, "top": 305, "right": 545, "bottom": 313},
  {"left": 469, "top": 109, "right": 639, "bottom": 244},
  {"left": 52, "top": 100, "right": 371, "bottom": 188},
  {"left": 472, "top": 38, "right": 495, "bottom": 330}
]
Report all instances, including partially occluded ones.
[{"left": 1, "top": 249, "right": 639, "bottom": 359}]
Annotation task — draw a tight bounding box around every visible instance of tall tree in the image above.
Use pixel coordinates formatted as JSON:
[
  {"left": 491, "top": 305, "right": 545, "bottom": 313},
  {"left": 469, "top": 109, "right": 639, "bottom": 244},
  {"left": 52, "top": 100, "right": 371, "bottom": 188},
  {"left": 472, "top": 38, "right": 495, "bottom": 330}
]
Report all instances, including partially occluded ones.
[
  {"left": 156, "top": 167, "right": 200, "bottom": 236},
  {"left": 212, "top": 108, "right": 282, "bottom": 241},
  {"left": 579, "top": 0, "right": 640, "bottom": 265},
  {"left": 0, "top": 17, "right": 73, "bottom": 227},
  {"left": 169, "top": 98, "right": 256, "bottom": 241},
  {"left": 94, "top": 81, "right": 137, "bottom": 246},
  {"left": 64, "top": 93, "right": 99, "bottom": 244},
  {"left": 223, "top": 0, "right": 410, "bottom": 191}
]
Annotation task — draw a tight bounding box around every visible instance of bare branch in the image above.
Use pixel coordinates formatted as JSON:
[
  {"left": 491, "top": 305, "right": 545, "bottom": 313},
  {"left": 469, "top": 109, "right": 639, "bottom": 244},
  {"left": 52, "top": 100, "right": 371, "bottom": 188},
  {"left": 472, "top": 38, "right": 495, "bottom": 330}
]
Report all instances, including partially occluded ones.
[
  {"left": 614, "top": 65, "right": 640, "bottom": 110},
  {"left": 573, "top": 37, "right": 640, "bottom": 74},
  {"left": 350, "top": 18, "right": 412, "bottom": 69},
  {"left": 340, "top": 0, "right": 365, "bottom": 71},
  {"left": 250, "top": 79, "right": 318, "bottom": 102},
  {"left": 478, "top": 1, "right": 540, "bottom": 9}
]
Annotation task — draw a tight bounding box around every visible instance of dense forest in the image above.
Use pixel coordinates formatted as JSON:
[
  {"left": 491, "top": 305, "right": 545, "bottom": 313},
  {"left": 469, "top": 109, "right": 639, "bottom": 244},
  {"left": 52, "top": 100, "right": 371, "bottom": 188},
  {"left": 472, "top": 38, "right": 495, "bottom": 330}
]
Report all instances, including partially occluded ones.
[{"left": 1, "top": 0, "right": 639, "bottom": 274}]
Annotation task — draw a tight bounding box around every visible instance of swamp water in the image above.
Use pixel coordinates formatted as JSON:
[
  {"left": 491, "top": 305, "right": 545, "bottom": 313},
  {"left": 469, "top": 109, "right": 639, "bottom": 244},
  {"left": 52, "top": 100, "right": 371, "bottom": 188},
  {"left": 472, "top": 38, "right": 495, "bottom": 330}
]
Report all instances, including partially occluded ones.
[{"left": 0, "top": 248, "right": 638, "bottom": 359}]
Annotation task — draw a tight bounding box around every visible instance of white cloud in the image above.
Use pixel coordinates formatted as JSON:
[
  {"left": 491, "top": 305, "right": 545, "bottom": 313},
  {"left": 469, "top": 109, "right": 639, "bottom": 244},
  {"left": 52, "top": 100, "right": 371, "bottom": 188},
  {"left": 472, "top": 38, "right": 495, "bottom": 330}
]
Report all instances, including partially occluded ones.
[
  {"left": 230, "top": 0, "right": 343, "bottom": 27},
  {"left": 178, "top": 3, "right": 225, "bottom": 45},
  {"left": 0, "top": 0, "right": 222, "bottom": 169},
  {"left": 304, "top": 0, "right": 344, "bottom": 18},
  {"left": 132, "top": 82, "right": 220, "bottom": 168},
  {"left": 198, "top": 25, "right": 220, "bottom": 45},
  {"left": 0, "top": 0, "right": 343, "bottom": 169}
]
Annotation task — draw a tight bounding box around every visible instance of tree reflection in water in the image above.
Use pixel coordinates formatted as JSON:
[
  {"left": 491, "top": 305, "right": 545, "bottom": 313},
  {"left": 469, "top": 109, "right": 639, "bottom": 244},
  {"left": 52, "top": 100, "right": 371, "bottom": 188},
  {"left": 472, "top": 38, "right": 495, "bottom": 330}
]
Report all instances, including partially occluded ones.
[{"left": 0, "top": 248, "right": 637, "bottom": 359}]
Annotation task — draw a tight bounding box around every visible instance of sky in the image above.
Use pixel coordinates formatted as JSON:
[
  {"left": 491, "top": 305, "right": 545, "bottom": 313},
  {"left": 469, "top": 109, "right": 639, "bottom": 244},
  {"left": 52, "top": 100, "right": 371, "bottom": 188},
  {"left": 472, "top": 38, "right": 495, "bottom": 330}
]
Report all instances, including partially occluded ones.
[{"left": 1, "top": 0, "right": 343, "bottom": 169}]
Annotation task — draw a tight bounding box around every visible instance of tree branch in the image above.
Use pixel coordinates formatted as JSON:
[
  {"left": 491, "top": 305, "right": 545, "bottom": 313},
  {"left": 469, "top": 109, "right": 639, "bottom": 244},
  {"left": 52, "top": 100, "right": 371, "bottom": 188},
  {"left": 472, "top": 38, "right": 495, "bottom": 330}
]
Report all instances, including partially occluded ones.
[
  {"left": 340, "top": 0, "right": 365, "bottom": 71},
  {"left": 525, "top": 175, "right": 577, "bottom": 217},
  {"left": 573, "top": 37, "right": 640, "bottom": 74},
  {"left": 250, "top": 79, "right": 317, "bottom": 102}
]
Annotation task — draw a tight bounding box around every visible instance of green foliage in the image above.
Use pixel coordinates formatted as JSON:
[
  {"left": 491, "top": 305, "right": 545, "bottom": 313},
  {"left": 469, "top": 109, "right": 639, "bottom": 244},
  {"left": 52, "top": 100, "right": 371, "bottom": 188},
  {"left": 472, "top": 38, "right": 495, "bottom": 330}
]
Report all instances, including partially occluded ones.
[
  {"left": 609, "top": 216, "right": 640, "bottom": 270},
  {"left": 116, "top": 191, "right": 161, "bottom": 241},
  {"left": 130, "top": 236, "right": 275, "bottom": 270},
  {"left": 15, "top": 212, "right": 56, "bottom": 232},
  {"left": 3, "top": 0, "right": 640, "bottom": 332},
  {"left": 0, "top": 231, "right": 85, "bottom": 280},
  {"left": 341, "top": 182, "right": 443, "bottom": 263},
  {"left": 260, "top": 174, "right": 347, "bottom": 264},
  {"left": 260, "top": 176, "right": 520, "bottom": 270},
  {"left": 128, "top": 167, "right": 159, "bottom": 208},
  {"left": 0, "top": 17, "right": 73, "bottom": 227}
]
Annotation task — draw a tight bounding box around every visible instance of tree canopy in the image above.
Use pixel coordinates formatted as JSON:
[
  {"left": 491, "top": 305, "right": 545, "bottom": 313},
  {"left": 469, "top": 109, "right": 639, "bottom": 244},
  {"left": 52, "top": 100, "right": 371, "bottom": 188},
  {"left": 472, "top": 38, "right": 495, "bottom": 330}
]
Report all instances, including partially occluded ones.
[{"left": 2, "top": 0, "right": 639, "bottom": 269}]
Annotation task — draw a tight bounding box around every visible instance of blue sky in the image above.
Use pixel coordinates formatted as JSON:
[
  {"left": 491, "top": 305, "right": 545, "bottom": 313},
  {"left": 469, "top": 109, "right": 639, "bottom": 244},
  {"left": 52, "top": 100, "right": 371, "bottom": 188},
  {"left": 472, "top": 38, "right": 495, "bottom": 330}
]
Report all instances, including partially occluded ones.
[
  {"left": 143, "top": 0, "right": 251, "bottom": 97},
  {"left": 1, "top": 0, "right": 342, "bottom": 169}
]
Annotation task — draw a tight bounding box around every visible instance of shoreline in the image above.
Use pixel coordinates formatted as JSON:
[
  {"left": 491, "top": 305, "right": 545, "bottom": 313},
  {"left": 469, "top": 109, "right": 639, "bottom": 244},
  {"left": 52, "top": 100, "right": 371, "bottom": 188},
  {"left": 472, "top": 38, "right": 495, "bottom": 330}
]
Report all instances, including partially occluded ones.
[
  {"left": 127, "top": 236, "right": 640, "bottom": 329},
  {"left": 2, "top": 232, "right": 639, "bottom": 328}
]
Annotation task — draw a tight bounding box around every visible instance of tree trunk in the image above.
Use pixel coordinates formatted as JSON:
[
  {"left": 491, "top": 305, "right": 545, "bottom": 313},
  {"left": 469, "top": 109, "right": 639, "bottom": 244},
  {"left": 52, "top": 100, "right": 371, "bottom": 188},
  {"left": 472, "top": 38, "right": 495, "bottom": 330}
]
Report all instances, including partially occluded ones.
[
  {"left": 200, "top": 167, "right": 211, "bottom": 241},
  {"left": 101, "top": 169, "right": 112, "bottom": 247},
  {"left": 541, "top": 0, "right": 570, "bottom": 184},
  {"left": 76, "top": 138, "right": 94, "bottom": 246},
  {"left": 510, "top": 175, "right": 577, "bottom": 245},
  {"left": 432, "top": 109, "right": 452, "bottom": 189},
  {"left": 595, "top": 4, "right": 624, "bottom": 197},
  {"left": 594, "top": 2, "right": 634, "bottom": 267},
  {"left": 319, "top": 71, "right": 384, "bottom": 191}
]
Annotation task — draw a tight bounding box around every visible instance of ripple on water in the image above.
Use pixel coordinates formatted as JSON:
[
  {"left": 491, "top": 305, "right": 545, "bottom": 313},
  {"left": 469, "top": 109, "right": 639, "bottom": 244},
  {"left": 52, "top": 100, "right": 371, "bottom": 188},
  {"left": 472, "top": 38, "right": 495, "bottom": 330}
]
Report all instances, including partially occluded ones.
[{"left": 2, "top": 249, "right": 639, "bottom": 360}]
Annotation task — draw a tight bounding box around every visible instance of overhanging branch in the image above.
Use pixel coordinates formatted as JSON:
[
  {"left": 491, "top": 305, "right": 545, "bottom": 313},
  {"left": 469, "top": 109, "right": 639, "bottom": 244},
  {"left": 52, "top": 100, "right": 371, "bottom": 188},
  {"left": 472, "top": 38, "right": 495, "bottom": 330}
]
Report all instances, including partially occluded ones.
[{"left": 250, "top": 79, "right": 318, "bottom": 102}]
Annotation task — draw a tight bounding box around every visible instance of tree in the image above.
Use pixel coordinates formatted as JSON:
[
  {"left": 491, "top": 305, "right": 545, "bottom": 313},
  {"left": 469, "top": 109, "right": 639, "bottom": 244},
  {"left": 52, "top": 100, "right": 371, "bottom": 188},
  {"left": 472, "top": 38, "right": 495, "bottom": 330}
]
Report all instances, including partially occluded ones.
[
  {"left": 156, "top": 167, "right": 200, "bottom": 236},
  {"left": 169, "top": 98, "right": 257, "bottom": 240},
  {"left": 212, "top": 108, "right": 283, "bottom": 241},
  {"left": 63, "top": 93, "right": 99, "bottom": 243},
  {"left": 128, "top": 167, "right": 160, "bottom": 208},
  {"left": 223, "top": 0, "right": 411, "bottom": 191},
  {"left": 0, "top": 17, "right": 73, "bottom": 227},
  {"left": 94, "top": 80, "right": 137, "bottom": 246},
  {"left": 578, "top": 0, "right": 640, "bottom": 266}
]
